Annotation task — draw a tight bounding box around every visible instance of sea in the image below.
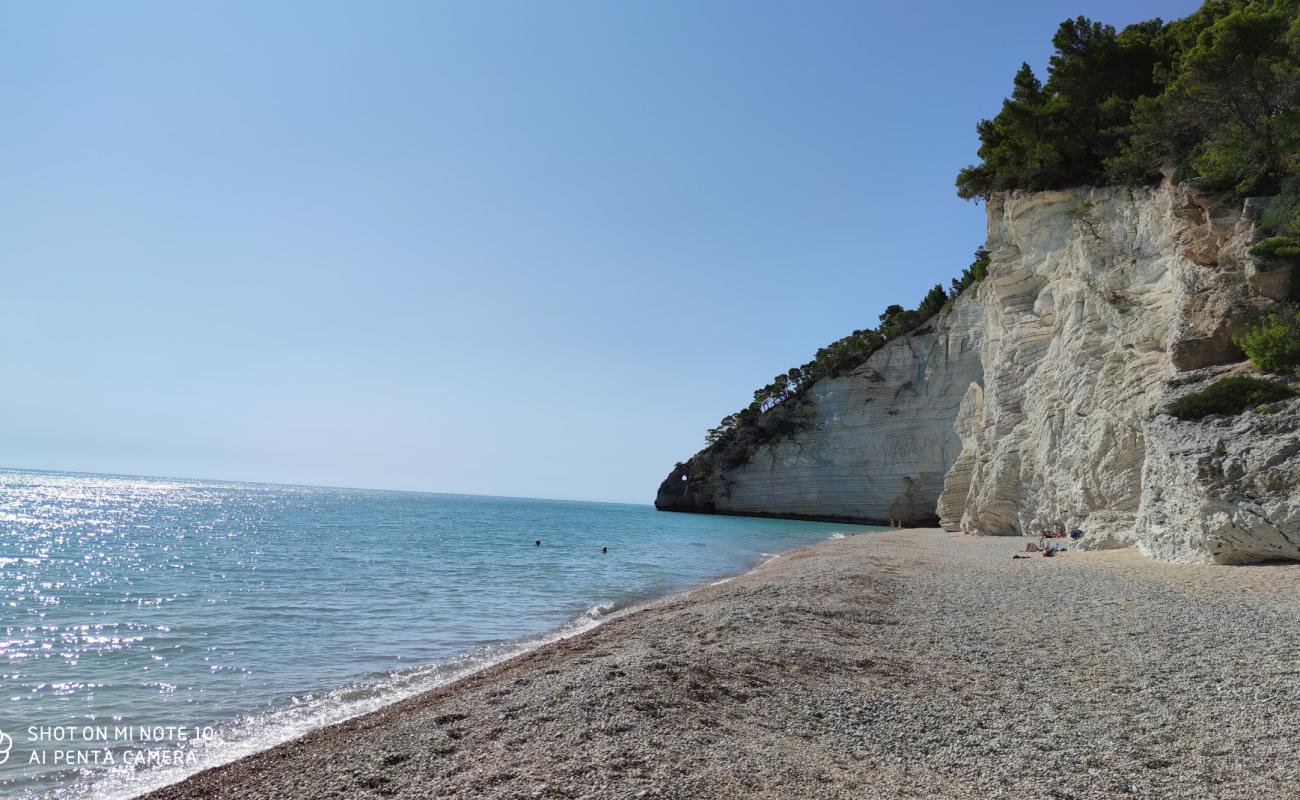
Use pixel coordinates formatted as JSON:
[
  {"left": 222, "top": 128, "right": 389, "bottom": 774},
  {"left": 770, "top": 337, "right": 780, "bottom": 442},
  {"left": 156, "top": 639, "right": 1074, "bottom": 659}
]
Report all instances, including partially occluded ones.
[{"left": 0, "top": 468, "right": 877, "bottom": 799}]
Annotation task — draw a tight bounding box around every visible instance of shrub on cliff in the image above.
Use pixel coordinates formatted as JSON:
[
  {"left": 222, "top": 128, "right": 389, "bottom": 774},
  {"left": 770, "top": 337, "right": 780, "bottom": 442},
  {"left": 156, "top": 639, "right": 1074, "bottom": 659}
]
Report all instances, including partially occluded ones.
[
  {"left": 1251, "top": 176, "right": 1300, "bottom": 300},
  {"left": 950, "top": 249, "right": 990, "bottom": 296},
  {"left": 1237, "top": 305, "right": 1300, "bottom": 374},
  {"left": 1165, "top": 376, "right": 1296, "bottom": 420},
  {"left": 1253, "top": 236, "right": 1300, "bottom": 259}
]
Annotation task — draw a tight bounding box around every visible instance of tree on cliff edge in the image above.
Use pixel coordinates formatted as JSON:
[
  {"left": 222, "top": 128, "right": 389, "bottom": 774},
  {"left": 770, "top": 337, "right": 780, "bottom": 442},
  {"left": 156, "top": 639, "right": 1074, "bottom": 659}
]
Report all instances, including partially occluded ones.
[{"left": 958, "top": 0, "right": 1300, "bottom": 201}]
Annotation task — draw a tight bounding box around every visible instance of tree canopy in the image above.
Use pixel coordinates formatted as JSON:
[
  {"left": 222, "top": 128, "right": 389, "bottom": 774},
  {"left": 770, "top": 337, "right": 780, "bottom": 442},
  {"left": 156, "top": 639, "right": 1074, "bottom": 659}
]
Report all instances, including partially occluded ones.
[{"left": 957, "top": 0, "right": 1300, "bottom": 201}]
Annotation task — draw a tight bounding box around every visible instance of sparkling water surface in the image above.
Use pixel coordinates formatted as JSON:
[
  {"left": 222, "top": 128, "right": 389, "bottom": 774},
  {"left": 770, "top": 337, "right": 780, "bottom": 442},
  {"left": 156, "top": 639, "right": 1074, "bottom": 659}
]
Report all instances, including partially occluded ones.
[{"left": 0, "top": 469, "right": 877, "bottom": 799}]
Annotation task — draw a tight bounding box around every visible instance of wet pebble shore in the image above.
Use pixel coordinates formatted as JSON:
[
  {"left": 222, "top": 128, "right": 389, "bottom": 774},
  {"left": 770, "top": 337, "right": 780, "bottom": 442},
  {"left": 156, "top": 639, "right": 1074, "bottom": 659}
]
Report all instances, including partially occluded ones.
[{"left": 144, "top": 529, "right": 1300, "bottom": 800}]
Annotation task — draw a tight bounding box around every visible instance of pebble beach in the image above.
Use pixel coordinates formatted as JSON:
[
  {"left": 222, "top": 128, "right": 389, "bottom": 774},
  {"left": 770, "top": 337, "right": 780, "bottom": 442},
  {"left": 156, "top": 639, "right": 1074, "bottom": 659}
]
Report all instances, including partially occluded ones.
[{"left": 143, "top": 529, "right": 1300, "bottom": 799}]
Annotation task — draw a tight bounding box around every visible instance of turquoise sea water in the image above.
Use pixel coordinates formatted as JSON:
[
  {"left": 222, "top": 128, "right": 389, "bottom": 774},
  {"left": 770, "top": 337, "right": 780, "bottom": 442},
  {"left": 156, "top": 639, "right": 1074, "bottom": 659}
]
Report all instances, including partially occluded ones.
[{"left": 0, "top": 469, "right": 876, "bottom": 799}]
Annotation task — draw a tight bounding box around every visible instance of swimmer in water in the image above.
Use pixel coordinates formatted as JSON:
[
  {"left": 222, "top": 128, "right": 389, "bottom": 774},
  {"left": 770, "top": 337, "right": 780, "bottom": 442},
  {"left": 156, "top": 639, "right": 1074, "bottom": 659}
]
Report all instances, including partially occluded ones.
[
  {"left": 535, "top": 539, "right": 541, "bottom": 547},
  {"left": 601, "top": 546, "right": 607, "bottom": 554}
]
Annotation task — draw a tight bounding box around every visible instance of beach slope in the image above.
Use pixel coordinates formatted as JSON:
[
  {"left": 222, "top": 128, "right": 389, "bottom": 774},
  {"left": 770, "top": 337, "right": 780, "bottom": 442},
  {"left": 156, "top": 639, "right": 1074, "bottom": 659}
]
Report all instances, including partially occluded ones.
[{"left": 145, "top": 530, "right": 1300, "bottom": 799}]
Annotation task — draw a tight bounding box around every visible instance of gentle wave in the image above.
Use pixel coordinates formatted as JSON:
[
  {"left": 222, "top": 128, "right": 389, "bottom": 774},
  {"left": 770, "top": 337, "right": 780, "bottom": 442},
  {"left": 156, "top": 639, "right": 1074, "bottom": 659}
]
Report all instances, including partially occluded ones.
[
  {"left": 58, "top": 608, "right": 613, "bottom": 800},
  {"left": 64, "top": 563, "right": 760, "bottom": 799}
]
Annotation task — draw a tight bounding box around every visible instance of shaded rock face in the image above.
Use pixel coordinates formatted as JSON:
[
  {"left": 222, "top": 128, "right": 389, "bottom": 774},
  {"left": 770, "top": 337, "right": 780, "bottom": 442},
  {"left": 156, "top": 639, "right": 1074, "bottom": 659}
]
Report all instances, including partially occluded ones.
[
  {"left": 948, "top": 183, "right": 1286, "bottom": 549},
  {"left": 935, "top": 383, "right": 983, "bottom": 531},
  {"left": 1136, "top": 367, "right": 1300, "bottom": 564},
  {"left": 655, "top": 461, "right": 717, "bottom": 514},
  {"left": 655, "top": 293, "right": 984, "bottom": 525}
]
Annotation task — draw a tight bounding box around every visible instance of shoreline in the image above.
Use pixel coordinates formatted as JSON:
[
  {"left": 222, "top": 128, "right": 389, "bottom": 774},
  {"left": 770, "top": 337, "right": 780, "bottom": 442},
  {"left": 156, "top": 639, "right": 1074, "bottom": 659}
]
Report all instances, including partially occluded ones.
[
  {"left": 142, "top": 529, "right": 1300, "bottom": 799},
  {"left": 653, "top": 505, "right": 933, "bottom": 527},
  {"left": 85, "top": 532, "right": 852, "bottom": 800}
]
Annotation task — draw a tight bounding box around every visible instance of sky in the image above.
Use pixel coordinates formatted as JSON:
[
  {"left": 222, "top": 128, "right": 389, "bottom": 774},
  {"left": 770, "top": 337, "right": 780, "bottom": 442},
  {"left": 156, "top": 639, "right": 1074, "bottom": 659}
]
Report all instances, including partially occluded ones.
[{"left": 1, "top": 0, "right": 1200, "bottom": 503}]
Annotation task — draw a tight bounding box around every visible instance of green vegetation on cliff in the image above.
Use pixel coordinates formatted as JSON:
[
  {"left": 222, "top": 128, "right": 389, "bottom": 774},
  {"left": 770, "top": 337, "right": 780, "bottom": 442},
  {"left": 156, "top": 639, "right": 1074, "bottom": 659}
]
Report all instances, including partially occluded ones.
[
  {"left": 1238, "top": 304, "right": 1300, "bottom": 373},
  {"left": 1165, "top": 375, "right": 1296, "bottom": 419},
  {"left": 957, "top": 0, "right": 1300, "bottom": 202},
  {"left": 1251, "top": 178, "right": 1300, "bottom": 298}
]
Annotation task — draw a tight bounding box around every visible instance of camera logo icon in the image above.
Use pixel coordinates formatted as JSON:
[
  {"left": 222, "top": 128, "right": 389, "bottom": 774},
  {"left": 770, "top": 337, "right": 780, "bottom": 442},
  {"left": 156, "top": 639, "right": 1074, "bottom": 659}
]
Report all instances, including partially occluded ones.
[{"left": 0, "top": 729, "right": 13, "bottom": 765}]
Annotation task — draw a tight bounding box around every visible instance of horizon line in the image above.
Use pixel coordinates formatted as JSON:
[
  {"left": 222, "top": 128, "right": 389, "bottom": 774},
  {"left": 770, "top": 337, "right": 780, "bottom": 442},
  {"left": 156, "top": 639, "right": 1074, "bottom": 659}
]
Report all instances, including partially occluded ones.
[{"left": 0, "top": 464, "right": 652, "bottom": 508}]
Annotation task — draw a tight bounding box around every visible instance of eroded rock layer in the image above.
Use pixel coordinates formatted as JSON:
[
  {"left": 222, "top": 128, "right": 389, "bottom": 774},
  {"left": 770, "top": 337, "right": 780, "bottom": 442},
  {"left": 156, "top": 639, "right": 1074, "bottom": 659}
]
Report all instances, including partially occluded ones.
[{"left": 1136, "top": 366, "right": 1300, "bottom": 563}]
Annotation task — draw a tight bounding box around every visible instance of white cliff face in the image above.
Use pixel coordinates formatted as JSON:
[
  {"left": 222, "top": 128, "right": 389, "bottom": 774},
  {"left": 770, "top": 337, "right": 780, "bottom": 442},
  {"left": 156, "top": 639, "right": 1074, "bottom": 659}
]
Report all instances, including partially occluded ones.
[
  {"left": 1137, "top": 367, "right": 1300, "bottom": 564},
  {"left": 659, "top": 180, "right": 1297, "bottom": 562},
  {"left": 955, "top": 187, "right": 1183, "bottom": 541},
  {"left": 709, "top": 292, "right": 984, "bottom": 524},
  {"left": 948, "top": 182, "right": 1290, "bottom": 555}
]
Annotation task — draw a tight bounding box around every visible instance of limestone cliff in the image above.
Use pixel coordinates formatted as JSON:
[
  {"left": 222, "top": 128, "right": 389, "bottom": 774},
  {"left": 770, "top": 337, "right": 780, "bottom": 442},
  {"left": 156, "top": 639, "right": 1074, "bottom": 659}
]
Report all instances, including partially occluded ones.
[
  {"left": 950, "top": 182, "right": 1292, "bottom": 558},
  {"left": 658, "top": 180, "right": 1298, "bottom": 562},
  {"left": 655, "top": 292, "right": 983, "bottom": 525},
  {"left": 1136, "top": 366, "right": 1300, "bottom": 563}
]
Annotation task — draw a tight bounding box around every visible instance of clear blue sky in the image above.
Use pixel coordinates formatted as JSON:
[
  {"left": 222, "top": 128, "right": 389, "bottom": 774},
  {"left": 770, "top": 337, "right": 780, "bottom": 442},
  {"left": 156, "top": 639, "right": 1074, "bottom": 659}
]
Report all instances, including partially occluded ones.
[{"left": 2, "top": 0, "right": 1197, "bottom": 503}]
